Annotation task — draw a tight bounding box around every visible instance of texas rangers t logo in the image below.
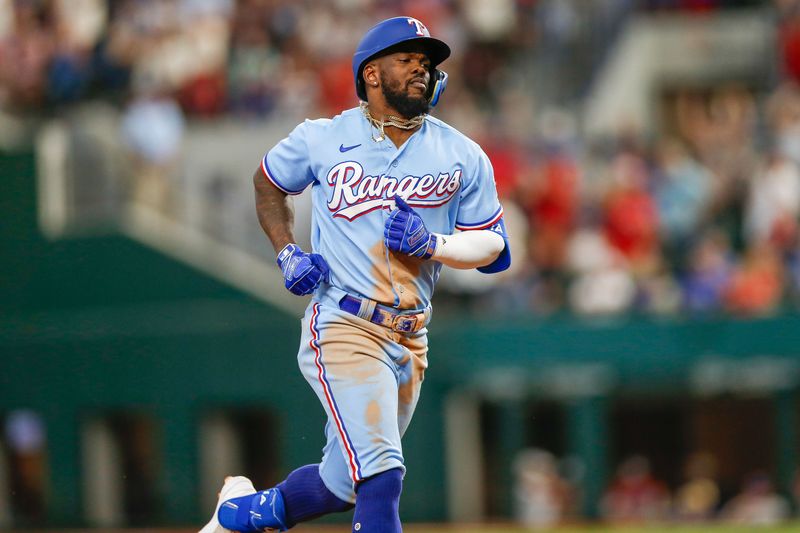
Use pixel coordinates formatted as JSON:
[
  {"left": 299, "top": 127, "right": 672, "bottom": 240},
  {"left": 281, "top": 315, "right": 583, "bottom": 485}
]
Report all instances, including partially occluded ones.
[
  {"left": 407, "top": 18, "right": 428, "bottom": 36},
  {"left": 325, "top": 161, "right": 461, "bottom": 221}
]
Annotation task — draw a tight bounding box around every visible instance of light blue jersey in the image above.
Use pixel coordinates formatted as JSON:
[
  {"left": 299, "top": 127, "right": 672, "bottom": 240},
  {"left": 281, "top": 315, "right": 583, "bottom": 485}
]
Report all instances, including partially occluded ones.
[{"left": 262, "top": 107, "right": 504, "bottom": 310}]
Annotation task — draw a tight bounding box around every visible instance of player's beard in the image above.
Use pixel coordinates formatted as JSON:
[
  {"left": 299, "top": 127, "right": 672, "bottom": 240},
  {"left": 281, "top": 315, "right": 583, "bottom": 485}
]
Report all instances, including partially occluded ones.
[{"left": 380, "top": 71, "right": 429, "bottom": 119}]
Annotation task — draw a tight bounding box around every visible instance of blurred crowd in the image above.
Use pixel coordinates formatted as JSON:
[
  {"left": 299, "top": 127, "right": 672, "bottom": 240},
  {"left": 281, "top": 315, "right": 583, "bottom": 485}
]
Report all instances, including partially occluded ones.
[
  {"left": 5, "top": 0, "right": 800, "bottom": 318},
  {"left": 0, "top": 0, "right": 548, "bottom": 117},
  {"left": 514, "top": 449, "right": 800, "bottom": 528},
  {"left": 483, "top": 82, "right": 800, "bottom": 319}
]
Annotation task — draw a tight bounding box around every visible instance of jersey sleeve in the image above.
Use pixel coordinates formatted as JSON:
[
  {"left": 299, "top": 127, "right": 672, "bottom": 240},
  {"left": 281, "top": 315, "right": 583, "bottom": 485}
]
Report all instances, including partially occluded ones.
[
  {"left": 261, "top": 120, "right": 316, "bottom": 195},
  {"left": 455, "top": 150, "right": 504, "bottom": 231}
]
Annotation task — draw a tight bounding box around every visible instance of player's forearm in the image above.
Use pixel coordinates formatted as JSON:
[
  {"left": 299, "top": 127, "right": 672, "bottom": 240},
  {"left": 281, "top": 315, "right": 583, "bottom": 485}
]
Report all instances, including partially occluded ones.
[
  {"left": 253, "top": 169, "right": 296, "bottom": 254},
  {"left": 431, "top": 230, "right": 505, "bottom": 269}
]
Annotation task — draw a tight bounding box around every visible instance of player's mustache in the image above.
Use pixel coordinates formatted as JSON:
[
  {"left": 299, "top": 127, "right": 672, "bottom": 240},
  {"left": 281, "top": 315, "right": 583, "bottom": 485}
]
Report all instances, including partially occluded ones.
[{"left": 407, "top": 76, "right": 427, "bottom": 89}]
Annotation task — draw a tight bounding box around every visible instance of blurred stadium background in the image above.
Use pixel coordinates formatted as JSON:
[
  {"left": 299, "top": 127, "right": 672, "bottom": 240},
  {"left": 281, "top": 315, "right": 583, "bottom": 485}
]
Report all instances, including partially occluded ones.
[{"left": 5, "top": 0, "right": 800, "bottom": 530}]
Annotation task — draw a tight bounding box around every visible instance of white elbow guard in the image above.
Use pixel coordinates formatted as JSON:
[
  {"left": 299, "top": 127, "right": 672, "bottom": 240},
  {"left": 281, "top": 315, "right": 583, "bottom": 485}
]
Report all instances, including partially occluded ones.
[
  {"left": 432, "top": 216, "right": 511, "bottom": 273},
  {"left": 477, "top": 216, "right": 511, "bottom": 273}
]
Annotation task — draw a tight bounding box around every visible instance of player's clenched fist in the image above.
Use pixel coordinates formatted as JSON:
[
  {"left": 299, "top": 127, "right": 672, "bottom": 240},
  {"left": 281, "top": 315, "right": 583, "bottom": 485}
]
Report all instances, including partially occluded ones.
[
  {"left": 384, "top": 196, "right": 439, "bottom": 260},
  {"left": 276, "top": 243, "right": 330, "bottom": 295}
]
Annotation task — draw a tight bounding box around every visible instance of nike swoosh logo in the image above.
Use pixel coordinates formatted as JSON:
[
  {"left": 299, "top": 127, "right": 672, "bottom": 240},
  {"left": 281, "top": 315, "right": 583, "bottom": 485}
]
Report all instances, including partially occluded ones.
[{"left": 339, "top": 143, "right": 361, "bottom": 153}]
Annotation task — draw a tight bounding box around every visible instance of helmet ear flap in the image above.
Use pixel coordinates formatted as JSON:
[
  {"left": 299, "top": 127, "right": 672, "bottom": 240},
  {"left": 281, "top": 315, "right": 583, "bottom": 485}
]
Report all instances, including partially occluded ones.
[{"left": 427, "top": 69, "right": 448, "bottom": 107}]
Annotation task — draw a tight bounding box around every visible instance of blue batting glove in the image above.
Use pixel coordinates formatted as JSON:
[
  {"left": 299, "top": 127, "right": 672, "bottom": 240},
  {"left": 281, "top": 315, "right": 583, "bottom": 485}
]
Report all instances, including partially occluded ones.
[
  {"left": 384, "top": 196, "right": 438, "bottom": 260},
  {"left": 276, "top": 243, "right": 330, "bottom": 295}
]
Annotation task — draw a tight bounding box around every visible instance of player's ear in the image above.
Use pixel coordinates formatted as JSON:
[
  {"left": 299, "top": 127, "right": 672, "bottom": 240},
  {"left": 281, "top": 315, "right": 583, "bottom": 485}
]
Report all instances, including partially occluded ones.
[{"left": 363, "top": 62, "right": 379, "bottom": 89}]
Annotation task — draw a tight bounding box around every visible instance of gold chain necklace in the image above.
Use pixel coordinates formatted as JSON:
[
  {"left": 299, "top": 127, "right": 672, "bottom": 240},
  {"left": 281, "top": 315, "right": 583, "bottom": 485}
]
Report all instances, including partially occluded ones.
[{"left": 360, "top": 102, "right": 426, "bottom": 142}]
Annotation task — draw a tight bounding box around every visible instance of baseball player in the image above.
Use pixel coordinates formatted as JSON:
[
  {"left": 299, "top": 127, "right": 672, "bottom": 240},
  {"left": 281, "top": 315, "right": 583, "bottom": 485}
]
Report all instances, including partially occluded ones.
[{"left": 201, "top": 15, "right": 510, "bottom": 533}]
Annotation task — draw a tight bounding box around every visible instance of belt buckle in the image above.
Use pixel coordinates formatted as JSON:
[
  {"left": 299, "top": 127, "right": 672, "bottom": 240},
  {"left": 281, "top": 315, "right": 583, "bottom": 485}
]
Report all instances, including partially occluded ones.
[{"left": 391, "top": 314, "right": 418, "bottom": 333}]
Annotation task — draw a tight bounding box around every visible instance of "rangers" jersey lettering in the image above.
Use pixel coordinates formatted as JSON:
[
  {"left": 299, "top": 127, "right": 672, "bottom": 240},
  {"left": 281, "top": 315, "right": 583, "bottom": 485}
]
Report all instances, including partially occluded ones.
[{"left": 326, "top": 161, "right": 461, "bottom": 220}]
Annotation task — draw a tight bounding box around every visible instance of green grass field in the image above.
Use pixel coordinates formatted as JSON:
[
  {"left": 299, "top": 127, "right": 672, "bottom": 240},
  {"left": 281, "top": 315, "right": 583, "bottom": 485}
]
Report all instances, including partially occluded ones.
[
  {"left": 17, "top": 523, "right": 800, "bottom": 532},
  {"left": 283, "top": 523, "right": 800, "bottom": 533},
  {"left": 399, "top": 525, "right": 800, "bottom": 533}
]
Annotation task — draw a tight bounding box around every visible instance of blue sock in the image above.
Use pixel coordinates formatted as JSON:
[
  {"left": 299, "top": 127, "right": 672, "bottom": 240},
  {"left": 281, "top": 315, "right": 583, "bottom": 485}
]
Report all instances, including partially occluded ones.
[
  {"left": 276, "top": 464, "right": 354, "bottom": 527},
  {"left": 352, "top": 468, "right": 403, "bottom": 533}
]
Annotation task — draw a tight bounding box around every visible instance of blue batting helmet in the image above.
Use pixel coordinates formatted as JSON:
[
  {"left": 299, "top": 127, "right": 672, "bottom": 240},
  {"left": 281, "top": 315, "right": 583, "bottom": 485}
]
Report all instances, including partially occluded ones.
[{"left": 352, "top": 16, "right": 451, "bottom": 105}]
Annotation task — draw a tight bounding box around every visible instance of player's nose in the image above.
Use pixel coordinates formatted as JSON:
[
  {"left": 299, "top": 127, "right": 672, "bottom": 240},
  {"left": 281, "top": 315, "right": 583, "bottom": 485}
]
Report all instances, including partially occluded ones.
[
  {"left": 414, "top": 63, "right": 427, "bottom": 75},
  {"left": 409, "top": 58, "right": 428, "bottom": 75}
]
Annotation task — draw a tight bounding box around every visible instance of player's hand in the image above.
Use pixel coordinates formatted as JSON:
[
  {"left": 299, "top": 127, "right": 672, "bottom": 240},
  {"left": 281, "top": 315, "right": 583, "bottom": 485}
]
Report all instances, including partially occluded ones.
[
  {"left": 384, "top": 196, "right": 438, "bottom": 260},
  {"left": 276, "top": 243, "right": 330, "bottom": 295}
]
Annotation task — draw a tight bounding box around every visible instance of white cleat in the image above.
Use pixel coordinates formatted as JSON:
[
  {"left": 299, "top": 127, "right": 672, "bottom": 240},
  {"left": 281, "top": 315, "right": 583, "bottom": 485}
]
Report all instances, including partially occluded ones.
[{"left": 199, "top": 475, "right": 257, "bottom": 533}]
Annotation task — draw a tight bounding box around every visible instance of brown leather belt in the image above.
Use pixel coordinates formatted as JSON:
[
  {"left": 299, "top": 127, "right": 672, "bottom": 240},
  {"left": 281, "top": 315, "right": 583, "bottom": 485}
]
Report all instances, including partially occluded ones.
[{"left": 339, "top": 294, "right": 428, "bottom": 333}]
